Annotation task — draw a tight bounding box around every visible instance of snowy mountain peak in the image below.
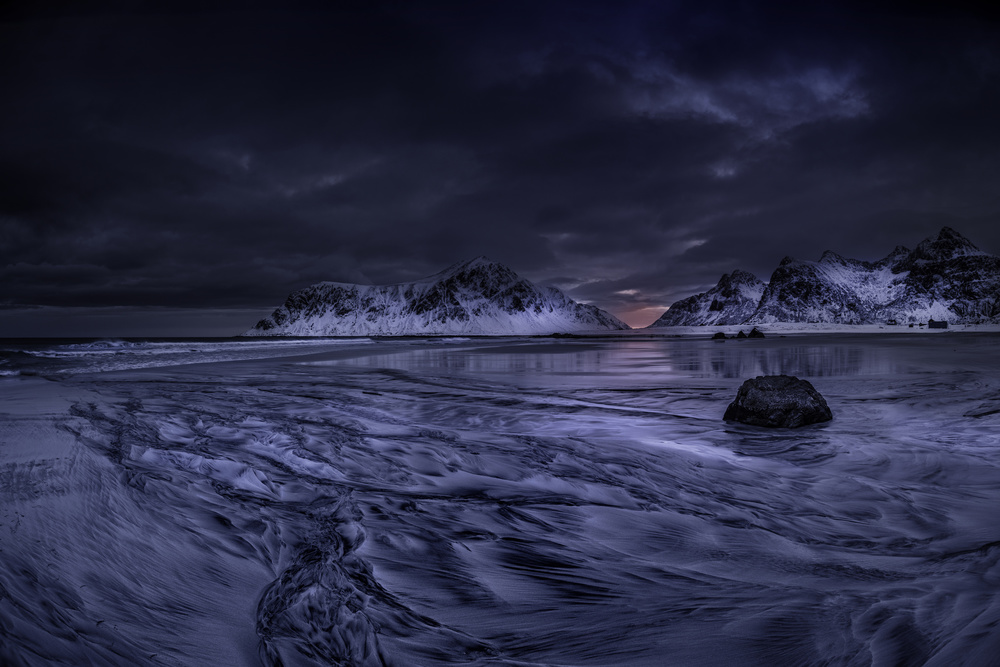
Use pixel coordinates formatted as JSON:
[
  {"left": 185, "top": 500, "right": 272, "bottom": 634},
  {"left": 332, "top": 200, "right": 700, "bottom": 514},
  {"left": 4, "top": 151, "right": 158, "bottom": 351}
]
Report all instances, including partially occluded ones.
[
  {"left": 652, "top": 227, "right": 1000, "bottom": 326},
  {"left": 437, "top": 255, "right": 505, "bottom": 275},
  {"left": 938, "top": 226, "right": 970, "bottom": 243},
  {"left": 820, "top": 250, "right": 874, "bottom": 271},
  {"left": 872, "top": 245, "right": 911, "bottom": 271},
  {"left": 819, "top": 250, "right": 847, "bottom": 264},
  {"left": 908, "top": 226, "right": 984, "bottom": 263},
  {"left": 430, "top": 256, "right": 520, "bottom": 288},
  {"left": 724, "top": 269, "right": 762, "bottom": 286},
  {"left": 650, "top": 269, "right": 766, "bottom": 327},
  {"left": 886, "top": 244, "right": 911, "bottom": 260},
  {"left": 245, "top": 258, "right": 629, "bottom": 336}
]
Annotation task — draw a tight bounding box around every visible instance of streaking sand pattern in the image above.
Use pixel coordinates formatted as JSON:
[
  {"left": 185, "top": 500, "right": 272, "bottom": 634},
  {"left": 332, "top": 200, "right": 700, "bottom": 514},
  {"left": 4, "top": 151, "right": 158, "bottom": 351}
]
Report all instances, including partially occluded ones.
[{"left": 1, "top": 334, "right": 999, "bottom": 665}]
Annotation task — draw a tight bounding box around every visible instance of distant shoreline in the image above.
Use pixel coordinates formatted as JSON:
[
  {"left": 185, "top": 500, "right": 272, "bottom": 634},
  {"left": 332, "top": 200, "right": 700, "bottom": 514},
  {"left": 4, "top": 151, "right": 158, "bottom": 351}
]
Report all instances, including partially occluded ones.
[{"left": 4, "top": 322, "right": 1000, "bottom": 345}]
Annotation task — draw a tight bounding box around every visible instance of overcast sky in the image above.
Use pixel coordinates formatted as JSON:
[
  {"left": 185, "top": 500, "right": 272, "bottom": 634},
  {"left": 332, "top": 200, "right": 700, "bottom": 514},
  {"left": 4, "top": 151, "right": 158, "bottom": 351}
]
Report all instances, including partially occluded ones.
[{"left": 3, "top": 0, "right": 1000, "bottom": 335}]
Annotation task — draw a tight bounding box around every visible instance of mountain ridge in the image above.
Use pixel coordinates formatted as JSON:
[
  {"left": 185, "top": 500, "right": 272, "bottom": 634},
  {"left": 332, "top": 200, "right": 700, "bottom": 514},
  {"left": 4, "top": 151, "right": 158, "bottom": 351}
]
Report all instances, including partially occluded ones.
[
  {"left": 244, "top": 257, "right": 630, "bottom": 336},
  {"left": 651, "top": 227, "right": 1000, "bottom": 326},
  {"left": 651, "top": 269, "right": 766, "bottom": 326}
]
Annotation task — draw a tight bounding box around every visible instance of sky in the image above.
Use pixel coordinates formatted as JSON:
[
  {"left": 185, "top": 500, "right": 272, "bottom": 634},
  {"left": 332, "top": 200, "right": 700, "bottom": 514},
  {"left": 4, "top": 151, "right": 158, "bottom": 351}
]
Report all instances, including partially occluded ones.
[{"left": 3, "top": 0, "right": 1000, "bottom": 335}]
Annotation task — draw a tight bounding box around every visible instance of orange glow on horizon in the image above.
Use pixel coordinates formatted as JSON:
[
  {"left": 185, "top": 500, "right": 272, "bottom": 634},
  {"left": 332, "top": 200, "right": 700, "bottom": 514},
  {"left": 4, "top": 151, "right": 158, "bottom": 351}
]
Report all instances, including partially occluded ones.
[{"left": 616, "top": 306, "right": 668, "bottom": 329}]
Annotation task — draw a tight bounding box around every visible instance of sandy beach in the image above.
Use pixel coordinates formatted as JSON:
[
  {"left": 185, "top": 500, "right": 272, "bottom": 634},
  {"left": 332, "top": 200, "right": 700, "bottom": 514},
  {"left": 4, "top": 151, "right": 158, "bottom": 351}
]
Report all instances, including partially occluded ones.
[{"left": 2, "top": 333, "right": 1000, "bottom": 665}]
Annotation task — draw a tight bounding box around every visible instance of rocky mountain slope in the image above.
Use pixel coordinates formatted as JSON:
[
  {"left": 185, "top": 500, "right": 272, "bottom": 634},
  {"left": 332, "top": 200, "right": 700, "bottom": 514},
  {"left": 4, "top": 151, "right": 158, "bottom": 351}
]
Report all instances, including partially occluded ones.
[
  {"left": 245, "top": 257, "right": 630, "bottom": 336},
  {"left": 651, "top": 227, "right": 1000, "bottom": 326},
  {"left": 651, "top": 270, "right": 766, "bottom": 326}
]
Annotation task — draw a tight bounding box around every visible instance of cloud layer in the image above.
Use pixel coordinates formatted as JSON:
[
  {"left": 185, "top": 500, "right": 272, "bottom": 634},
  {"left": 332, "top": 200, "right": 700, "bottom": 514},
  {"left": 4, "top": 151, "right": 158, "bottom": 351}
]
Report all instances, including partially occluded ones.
[{"left": 2, "top": 1, "right": 1000, "bottom": 334}]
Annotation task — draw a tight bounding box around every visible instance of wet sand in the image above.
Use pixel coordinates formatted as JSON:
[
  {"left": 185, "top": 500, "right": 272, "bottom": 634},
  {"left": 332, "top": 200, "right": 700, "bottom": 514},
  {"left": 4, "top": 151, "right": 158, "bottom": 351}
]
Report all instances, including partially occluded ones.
[{"left": 2, "top": 333, "right": 1000, "bottom": 665}]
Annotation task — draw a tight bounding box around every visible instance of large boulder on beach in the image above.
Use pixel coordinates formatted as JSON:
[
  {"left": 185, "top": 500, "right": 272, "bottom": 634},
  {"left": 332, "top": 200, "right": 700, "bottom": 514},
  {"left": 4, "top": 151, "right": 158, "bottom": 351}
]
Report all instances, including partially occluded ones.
[{"left": 724, "top": 375, "right": 832, "bottom": 428}]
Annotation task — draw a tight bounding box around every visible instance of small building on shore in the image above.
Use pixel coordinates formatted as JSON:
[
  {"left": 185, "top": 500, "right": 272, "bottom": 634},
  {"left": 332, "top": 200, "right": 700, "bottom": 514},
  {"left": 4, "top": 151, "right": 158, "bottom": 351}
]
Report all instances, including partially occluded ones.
[{"left": 928, "top": 319, "right": 948, "bottom": 329}]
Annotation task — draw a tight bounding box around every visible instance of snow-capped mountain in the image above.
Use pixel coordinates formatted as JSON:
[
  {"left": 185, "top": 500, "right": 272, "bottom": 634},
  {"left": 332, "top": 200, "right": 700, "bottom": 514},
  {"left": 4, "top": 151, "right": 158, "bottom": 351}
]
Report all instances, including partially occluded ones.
[
  {"left": 651, "top": 227, "right": 1000, "bottom": 326},
  {"left": 750, "top": 247, "right": 909, "bottom": 324},
  {"left": 244, "top": 257, "right": 630, "bottom": 336},
  {"left": 650, "top": 270, "right": 765, "bottom": 326}
]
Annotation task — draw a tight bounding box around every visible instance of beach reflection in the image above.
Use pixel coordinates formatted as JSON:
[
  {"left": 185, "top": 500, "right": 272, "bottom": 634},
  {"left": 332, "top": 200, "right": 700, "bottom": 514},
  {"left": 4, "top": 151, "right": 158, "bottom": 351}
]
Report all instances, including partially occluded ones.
[{"left": 322, "top": 337, "right": 917, "bottom": 385}]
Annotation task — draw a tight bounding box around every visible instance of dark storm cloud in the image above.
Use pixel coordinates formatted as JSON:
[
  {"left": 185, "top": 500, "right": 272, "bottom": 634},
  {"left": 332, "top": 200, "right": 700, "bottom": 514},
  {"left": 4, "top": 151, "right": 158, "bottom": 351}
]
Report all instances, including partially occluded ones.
[{"left": 2, "top": 0, "right": 1000, "bottom": 334}]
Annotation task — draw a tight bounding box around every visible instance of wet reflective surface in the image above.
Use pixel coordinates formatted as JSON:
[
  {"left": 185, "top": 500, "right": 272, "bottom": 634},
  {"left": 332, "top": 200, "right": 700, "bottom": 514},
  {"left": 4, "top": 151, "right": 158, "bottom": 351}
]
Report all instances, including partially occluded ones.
[
  {"left": 2, "top": 334, "right": 999, "bottom": 665},
  {"left": 320, "top": 334, "right": 991, "bottom": 383}
]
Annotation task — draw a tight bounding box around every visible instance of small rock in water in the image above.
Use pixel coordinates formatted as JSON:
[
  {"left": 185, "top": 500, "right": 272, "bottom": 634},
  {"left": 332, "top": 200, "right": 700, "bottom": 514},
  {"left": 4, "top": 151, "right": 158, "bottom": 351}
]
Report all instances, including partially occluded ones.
[
  {"left": 711, "top": 331, "right": 728, "bottom": 340},
  {"left": 724, "top": 375, "right": 833, "bottom": 428},
  {"left": 748, "top": 327, "right": 765, "bottom": 339},
  {"left": 735, "top": 330, "right": 748, "bottom": 339}
]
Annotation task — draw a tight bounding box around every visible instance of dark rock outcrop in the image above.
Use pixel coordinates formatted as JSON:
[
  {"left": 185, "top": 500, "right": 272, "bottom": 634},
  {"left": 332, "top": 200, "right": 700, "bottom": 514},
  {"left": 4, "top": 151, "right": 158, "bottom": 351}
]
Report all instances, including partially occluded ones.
[
  {"left": 748, "top": 327, "right": 765, "bottom": 338},
  {"left": 724, "top": 375, "right": 833, "bottom": 428}
]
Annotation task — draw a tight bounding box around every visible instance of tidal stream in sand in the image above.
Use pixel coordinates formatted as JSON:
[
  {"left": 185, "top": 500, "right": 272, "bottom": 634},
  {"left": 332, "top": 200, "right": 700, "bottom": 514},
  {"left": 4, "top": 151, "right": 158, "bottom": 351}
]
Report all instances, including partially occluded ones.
[{"left": 1, "top": 333, "right": 999, "bottom": 665}]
